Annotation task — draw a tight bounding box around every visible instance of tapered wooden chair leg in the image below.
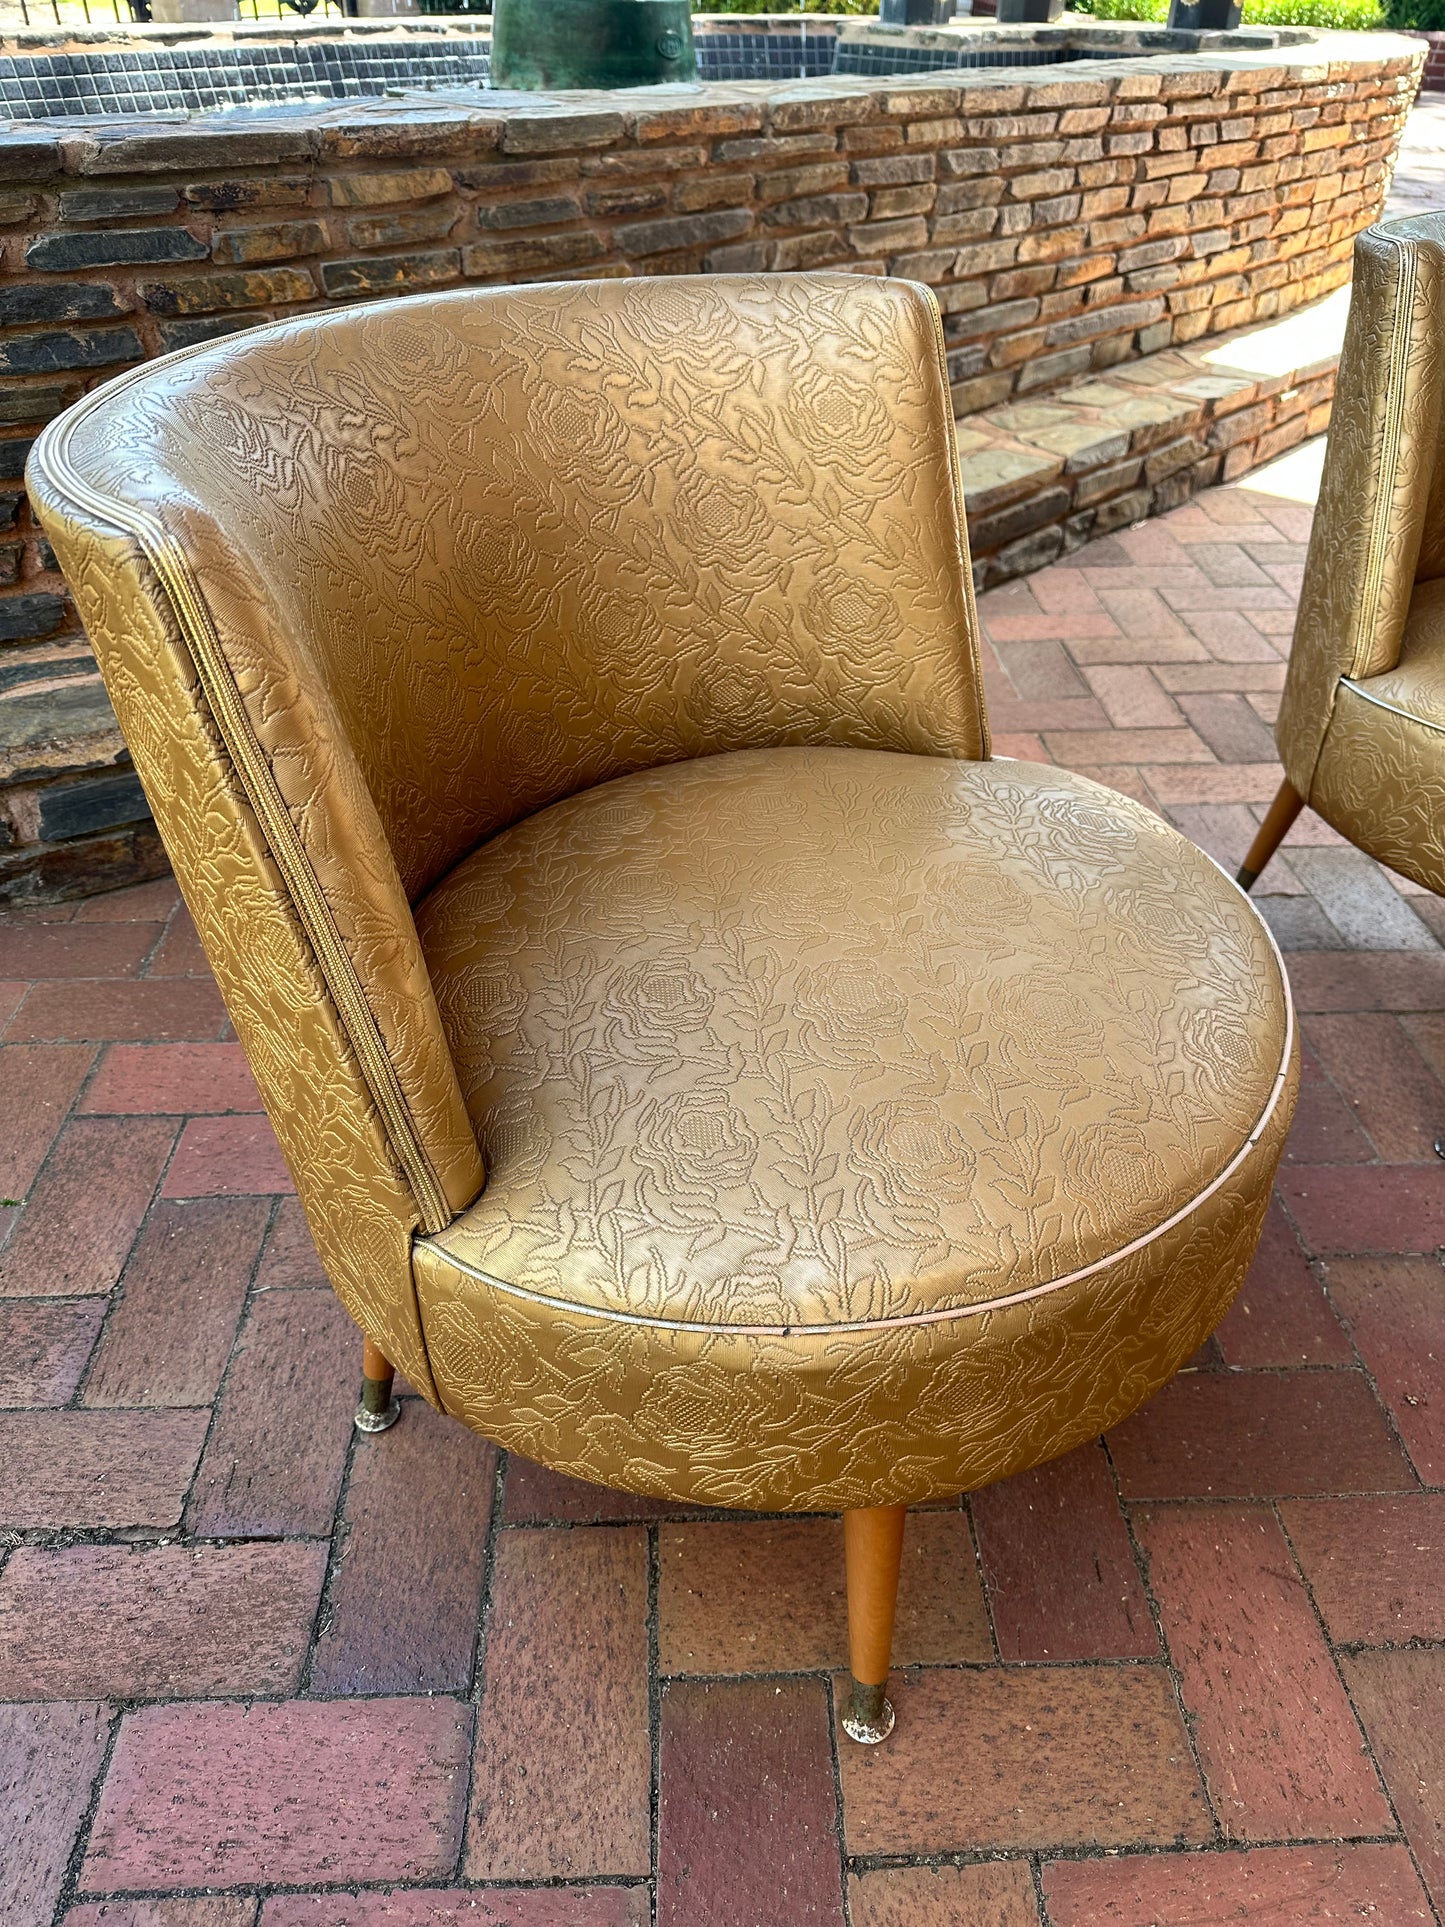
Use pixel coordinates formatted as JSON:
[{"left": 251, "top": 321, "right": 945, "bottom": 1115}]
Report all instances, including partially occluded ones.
[
  {"left": 841, "top": 1503, "right": 907, "bottom": 1744},
  {"left": 1237, "top": 779, "right": 1304, "bottom": 892},
  {"left": 354, "top": 1335, "right": 401, "bottom": 1434}
]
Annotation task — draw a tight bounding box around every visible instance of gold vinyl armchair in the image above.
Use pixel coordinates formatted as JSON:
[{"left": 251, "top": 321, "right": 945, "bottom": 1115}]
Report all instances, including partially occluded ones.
[
  {"left": 1241, "top": 213, "right": 1445, "bottom": 896},
  {"left": 31, "top": 274, "right": 1297, "bottom": 1745}
]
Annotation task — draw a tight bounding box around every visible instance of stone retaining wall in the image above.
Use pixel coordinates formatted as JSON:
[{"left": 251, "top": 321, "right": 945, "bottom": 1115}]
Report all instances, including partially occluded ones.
[{"left": 0, "top": 27, "right": 1423, "bottom": 899}]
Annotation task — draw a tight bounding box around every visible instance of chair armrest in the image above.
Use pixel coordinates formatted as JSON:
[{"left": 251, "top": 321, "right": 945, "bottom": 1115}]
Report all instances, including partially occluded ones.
[
  {"left": 28, "top": 434, "right": 484, "bottom": 1403},
  {"left": 1279, "top": 217, "right": 1445, "bottom": 795}
]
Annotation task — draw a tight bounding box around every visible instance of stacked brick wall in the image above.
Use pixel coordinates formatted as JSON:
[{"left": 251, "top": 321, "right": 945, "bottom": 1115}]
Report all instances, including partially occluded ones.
[{"left": 0, "top": 33, "right": 1423, "bottom": 900}]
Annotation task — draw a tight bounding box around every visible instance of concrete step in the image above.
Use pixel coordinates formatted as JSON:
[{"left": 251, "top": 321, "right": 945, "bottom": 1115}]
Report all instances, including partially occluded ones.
[{"left": 958, "top": 283, "right": 1348, "bottom": 590}]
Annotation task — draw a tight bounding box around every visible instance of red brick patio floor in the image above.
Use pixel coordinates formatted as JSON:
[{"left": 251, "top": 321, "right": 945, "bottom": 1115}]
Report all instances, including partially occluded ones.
[{"left": 7, "top": 450, "right": 1445, "bottom": 1927}]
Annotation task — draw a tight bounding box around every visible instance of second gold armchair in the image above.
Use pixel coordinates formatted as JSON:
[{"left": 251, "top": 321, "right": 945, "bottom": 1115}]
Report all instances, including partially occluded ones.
[{"left": 1240, "top": 213, "right": 1445, "bottom": 899}]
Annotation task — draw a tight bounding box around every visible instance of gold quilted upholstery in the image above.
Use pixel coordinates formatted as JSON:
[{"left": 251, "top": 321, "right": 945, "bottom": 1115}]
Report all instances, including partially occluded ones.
[
  {"left": 413, "top": 747, "right": 1294, "bottom": 1509},
  {"left": 1277, "top": 214, "right": 1445, "bottom": 895},
  {"left": 29, "top": 272, "right": 1295, "bottom": 1516}
]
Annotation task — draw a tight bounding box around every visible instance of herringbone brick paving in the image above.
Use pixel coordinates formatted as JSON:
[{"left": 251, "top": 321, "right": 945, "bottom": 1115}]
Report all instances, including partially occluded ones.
[{"left": 8, "top": 454, "right": 1445, "bottom": 1925}]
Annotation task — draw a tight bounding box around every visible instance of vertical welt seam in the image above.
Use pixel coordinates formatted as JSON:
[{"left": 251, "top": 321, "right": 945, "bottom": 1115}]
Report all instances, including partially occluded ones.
[{"left": 1351, "top": 237, "right": 1419, "bottom": 681}]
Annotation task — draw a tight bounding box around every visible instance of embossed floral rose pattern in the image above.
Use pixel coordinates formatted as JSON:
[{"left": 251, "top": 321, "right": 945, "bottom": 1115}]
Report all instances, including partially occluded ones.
[
  {"left": 670, "top": 470, "right": 781, "bottom": 584},
  {"left": 851, "top": 1096, "right": 977, "bottom": 1216},
  {"left": 796, "top": 959, "right": 909, "bottom": 1061},
  {"left": 786, "top": 364, "right": 894, "bottom": 470},
  {"left": 416, "top": 747, "right": 1291, "bottom": 1339},
  {"left": 636, "top": 1088, "right": 761, "bottom": 1196},
  {"left": 604, "top": 960, "right": 716, "bottom": 1062}
]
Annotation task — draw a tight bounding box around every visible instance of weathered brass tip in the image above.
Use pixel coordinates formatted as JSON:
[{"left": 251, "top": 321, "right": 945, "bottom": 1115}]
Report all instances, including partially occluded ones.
[
  {"left": 841, "top": 1678, "right": 895, "bottom": 1745},
  {"left": 1236, "top": 864, "right": 1260, "bottom": 892},
  {"left": 354, "top": 1374, "right": 401, "bottom": 1434}
]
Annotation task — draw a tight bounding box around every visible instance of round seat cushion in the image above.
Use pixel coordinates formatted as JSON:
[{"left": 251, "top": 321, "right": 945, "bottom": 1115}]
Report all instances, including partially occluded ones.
[{"left": 413, "top": 747, "right": 1296, "bottom": 1510}]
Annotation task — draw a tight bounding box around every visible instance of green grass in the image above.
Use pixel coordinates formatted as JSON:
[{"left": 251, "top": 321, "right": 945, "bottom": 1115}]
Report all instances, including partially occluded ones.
[
  {"left": 1242, "top": 0, "right": 1383, "bottom": 22},
  {"left": 697, "top": 0, "right": 880, "bottom": 13},
  {"left": 1073, "top": 0, "right": 1169, "bottom": 19},
  {"left": 1076, "top": 0, "right": 1385, "bottom": 21}
]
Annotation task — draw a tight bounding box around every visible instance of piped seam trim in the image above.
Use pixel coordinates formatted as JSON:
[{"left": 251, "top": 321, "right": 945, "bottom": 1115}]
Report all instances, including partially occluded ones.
[
  {"left": 1339, "top": 675, "right": 1445, "bottom": 738},
  {"left": 422, "top": 885, "right": 1296, "bottom": 1340},
  {"left": 1351, "top": 236, "right": 1418, "bottom": 680},
  {"left": 918, "top": 280, "right": 992, "bottom": 764}
]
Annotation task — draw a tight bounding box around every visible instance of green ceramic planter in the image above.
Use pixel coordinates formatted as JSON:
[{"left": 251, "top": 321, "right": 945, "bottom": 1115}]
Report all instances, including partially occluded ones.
[{"left": 490, "top": 0, "right": 697, "bottom": 89}]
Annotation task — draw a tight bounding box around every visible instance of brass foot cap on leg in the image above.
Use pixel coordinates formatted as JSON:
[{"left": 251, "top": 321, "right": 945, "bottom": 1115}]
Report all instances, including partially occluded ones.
[
  {"left": 354, "top": 1378, "right": 401, "bottom": 1434},
  {"left": 842, "top": 1678, "right": 895, "bottom": 1745}
]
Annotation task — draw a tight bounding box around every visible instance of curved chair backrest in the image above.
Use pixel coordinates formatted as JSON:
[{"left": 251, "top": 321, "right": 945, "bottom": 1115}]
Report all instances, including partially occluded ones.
[
  {"left": 28, "top": 273, "right": 987, "bottom": 1396},
  {"left": 1278, "top": 213, "right": 1445, "bottom": 794},
  {"left": 39, "top": 273, "right": 986, "bottom": 900}
]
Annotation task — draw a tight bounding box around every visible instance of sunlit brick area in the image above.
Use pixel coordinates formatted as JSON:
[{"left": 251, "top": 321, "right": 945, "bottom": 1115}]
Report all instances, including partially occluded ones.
[{"left": 4, "top": 414, "right": 1445, "bottom": 1924}]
